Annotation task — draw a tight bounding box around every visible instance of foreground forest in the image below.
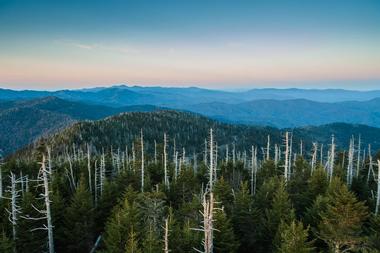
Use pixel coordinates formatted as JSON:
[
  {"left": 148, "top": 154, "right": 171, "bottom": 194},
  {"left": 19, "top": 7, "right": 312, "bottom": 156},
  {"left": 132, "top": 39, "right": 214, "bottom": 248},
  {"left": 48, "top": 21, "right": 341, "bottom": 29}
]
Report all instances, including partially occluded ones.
[{"left": 0, "top": 111, "right": 380, "bottom": 253}]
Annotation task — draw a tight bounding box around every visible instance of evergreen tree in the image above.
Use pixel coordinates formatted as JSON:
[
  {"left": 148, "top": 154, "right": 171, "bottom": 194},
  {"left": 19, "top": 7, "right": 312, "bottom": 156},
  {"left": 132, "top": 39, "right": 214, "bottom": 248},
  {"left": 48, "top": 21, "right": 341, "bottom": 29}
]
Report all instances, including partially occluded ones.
[
  {"left": 63, "top": 176, "right": 94, "bottom": 253},
  {"left": 232, "top": 181, "right": 258, "bottom": 253},
  {"left": 318, "top": 177, "right": 368, "bottom": 252},
  {"left": 102, "top": 187, "right": 139, "bottom": 253},
  {"left": 214, "top": 209, "right": 239, "bottom": 253},
  {"left": 125, "top": 228, "right": 141, "bottom": 253},
  {"left": 275, "top": 220, "right": 314, "bottom": 253}
]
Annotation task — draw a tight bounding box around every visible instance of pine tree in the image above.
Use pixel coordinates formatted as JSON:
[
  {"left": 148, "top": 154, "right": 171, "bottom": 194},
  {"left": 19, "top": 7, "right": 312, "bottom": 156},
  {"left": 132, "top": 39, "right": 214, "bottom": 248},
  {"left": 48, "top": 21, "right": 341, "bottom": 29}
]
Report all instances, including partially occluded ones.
[
  {"left": 214, "top": 177, "right": 234, "bottom": 215},
  {"left": 232, "top": 182, "right": 258, "bottom": 253},
  {"left": 125, "top": 228, "right": 141, "bottom": 253},
  {"left": 63, "top": 176, "right": 94, "bottom": 252},
  {"left": 318, "top": 177, "right": 368, "bottom": 252},
  {"left": 275, "top": 220, "right": 314, "bottom": 253},
  {"left": 214, "top": 209, "right": 239, "bottom": 253},
  {"left": 102, "top": 187, "right": 139, "bottom": 253}
]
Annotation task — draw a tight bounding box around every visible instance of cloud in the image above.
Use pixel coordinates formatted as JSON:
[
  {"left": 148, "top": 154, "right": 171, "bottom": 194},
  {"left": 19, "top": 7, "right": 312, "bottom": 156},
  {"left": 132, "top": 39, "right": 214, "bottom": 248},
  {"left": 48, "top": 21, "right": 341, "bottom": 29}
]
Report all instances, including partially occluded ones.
[{"left": 55, "top": 39, "right": 140, "bottom": 54}]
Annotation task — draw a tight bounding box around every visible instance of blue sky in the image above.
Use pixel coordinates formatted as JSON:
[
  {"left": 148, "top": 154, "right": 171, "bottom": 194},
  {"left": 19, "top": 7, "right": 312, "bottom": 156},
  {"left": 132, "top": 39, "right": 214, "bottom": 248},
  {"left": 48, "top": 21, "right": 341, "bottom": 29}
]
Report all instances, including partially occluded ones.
[{"left": 0, "top": 0, "right": 379, "bottom": 90}]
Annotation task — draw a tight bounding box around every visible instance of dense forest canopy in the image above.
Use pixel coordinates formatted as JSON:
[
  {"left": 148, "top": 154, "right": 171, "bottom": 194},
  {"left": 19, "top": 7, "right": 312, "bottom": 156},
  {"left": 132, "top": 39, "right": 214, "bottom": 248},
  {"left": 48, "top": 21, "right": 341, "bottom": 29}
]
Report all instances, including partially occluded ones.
[{"left": 0, "top": 111, "right": 379, "bottom": 253}]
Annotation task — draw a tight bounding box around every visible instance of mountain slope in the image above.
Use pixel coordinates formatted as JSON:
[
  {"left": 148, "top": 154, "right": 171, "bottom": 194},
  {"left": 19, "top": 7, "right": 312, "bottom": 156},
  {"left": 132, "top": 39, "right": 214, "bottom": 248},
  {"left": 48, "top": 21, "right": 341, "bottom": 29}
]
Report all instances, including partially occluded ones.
[
  {"left": 0, "top": 97, "right": 161, "bottom": 155},
  {"left": 20, "top": 110, "right": 380, "bottom": 160}
]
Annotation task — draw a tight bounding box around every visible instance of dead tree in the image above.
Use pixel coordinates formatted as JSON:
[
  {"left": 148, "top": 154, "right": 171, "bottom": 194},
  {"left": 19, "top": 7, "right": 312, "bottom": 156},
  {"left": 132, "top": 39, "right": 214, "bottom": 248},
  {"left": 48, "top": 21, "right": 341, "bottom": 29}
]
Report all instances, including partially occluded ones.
[
  {"left": 284, "top": 132, "right": 290, "bottom": 182},
  {"left": 163, "top": 217, "right": 170, "bottom": 253},
  {"left": 347, "top": 137, "right": 355, "bottom": 187},
  {"left": 164, "top": 133, "right": 169, "bottom": 189},
  {"left": 21, "top": 155, "right": 54, "bottom": 253},
  {"left": 193, "top": 192, "right": 217, "bottom": 253},
  {"left": 311, "top": 143, "right": 318, "bottom": 174},
  {"left": 356, "top": 135, "right": 361, "bottom": 178},
  {"left": 141, "top": 129, "right": 145, "bottom": 192},
  {"left": 251, "top": 146, "right": 258, "bottom": 195},
  {"left": 367, "top": 144, "right": 375, "bottom": 184},
  {"left": 209, "top": 129, "right": 215, "bottom": 191},
  {"left": 4, "top": 173, "right": 22, "bottom": 244},
  {"left": 87, "top": 144, "right": 92, "bottom": 194}
]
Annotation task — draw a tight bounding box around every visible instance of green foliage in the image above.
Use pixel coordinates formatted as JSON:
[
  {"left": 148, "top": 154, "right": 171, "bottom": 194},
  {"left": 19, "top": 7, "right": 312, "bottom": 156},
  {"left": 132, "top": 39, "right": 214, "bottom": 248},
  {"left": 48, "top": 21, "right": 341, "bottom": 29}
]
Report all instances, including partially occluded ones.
[
  {"left": 63, "top": 176, "right": 95, "bottom": 253},
  {"left": 318, "top": 177, "right": 369, "bottom": 252},
  {"left": 275, "top": 220, "right": 314, "bottom": 253}
]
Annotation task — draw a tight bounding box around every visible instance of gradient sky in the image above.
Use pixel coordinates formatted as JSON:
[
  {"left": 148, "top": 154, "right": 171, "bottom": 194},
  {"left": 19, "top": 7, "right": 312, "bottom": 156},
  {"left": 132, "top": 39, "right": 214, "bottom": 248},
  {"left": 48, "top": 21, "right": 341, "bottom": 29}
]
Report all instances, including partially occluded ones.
[{"left": 0, "top": 0, "right": 379, "bottom": 90}]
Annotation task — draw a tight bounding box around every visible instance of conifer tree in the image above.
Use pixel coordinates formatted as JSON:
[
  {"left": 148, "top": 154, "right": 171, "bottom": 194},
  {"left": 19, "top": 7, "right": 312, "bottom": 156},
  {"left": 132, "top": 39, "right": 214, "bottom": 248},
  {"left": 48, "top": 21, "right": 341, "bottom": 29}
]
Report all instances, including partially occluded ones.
[
  {"left": 318, "top": 177, "right": 368, "bottom": 252},
  {"left": 214, "top": 209, "right": 239, "bottom": 253},
  {"left": 125, "top": 228, "right": 141, "bottom": 253},
  {"left": 63, "top": 175, "right": 94, "bottom": 252},
  {"left": 275, "top": 220, "right": 314, "bottom": 253}
]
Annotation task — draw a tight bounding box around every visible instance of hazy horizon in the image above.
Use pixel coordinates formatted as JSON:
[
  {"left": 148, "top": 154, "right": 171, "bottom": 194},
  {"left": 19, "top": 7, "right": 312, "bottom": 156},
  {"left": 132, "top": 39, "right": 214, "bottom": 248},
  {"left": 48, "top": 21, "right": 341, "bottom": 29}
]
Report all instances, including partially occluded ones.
[{"left": 1, "top": 0, "right": 379, "bottom": 90}]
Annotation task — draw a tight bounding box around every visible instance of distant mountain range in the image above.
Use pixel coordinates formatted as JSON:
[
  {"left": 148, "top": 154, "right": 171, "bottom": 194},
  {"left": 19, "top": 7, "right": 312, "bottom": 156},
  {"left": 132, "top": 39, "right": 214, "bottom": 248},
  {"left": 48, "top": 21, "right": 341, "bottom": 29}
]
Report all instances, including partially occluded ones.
[
  {"left": 2, "top": 85, "right": 380, "bottom": 106},
  {"left": 2, "top": 85, "right": 380, "bottom": 155}
]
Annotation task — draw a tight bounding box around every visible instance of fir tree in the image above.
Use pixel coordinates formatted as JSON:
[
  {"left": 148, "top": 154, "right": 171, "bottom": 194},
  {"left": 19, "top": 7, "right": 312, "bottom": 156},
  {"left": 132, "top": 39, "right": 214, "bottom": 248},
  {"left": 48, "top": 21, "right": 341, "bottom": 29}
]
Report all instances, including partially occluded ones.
[
  {"left": 63, "top": 176, "right": 94, "bottom": 253},
  {"left": 275, "top": 220, "right": 314, "bottom": 253},
  {"left": 214, "top": 209, "right": 239, "bottom": 253},
  {"left": 318, "top": 177, "right": 368, "bottom": 252}
]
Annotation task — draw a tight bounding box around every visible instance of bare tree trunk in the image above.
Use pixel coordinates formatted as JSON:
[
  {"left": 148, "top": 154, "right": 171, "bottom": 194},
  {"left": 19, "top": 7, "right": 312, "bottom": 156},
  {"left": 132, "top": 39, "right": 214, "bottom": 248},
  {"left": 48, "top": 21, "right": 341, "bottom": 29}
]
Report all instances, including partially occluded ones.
[
  {"left": 209, "top": 129, "right": 214, "bottom": 191},
  {"left": 164, "top": 218, "right": 169, "bottom": 253},
  {"left": 141, "top": 129, "right": 144, "bottom": 192},
  {"left": 87, "top": 144, "right": 92, "bottom": 194},
  {"left": 266, "top": 135, "right": 270, "bottom": 161},
  {"left": 41, "top": 155, "right": 54, "bottom": 253},
  {"left": 284, "top": 132, "right": 289, "bottom": 182},
  {"left": 164, "top": 133, "right": 169, "bottom": 189}
]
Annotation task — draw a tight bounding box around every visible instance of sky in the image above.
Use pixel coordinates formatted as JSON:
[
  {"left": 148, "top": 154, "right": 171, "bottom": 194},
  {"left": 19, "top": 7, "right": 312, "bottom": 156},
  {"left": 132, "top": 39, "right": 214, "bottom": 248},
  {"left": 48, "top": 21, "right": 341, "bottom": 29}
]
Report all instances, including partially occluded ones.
[{"left": 0, "top": 0, "right": 379, "bottom": 90}]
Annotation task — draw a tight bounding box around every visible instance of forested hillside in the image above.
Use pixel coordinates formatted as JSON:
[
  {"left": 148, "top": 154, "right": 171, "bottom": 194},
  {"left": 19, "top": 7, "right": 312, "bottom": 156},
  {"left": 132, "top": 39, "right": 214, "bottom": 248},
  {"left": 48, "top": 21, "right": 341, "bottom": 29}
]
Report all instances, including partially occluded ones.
[
  {"left": 1, "top": 110, "right": 379, "bottom": 253},
  {"left": 0, "top": 97, "right": 160, "bottom": 155}
]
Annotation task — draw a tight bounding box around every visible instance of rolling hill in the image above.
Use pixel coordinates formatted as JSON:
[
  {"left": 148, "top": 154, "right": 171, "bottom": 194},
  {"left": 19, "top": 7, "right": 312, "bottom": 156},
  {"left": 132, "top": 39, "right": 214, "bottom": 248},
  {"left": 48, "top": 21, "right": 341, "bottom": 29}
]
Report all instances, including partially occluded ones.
[
  {"left": 0, "top": 97, "right": 160, "bottom": 155},
  {"left": 19, "top": 110, "right": 380, "bottom": 160}
]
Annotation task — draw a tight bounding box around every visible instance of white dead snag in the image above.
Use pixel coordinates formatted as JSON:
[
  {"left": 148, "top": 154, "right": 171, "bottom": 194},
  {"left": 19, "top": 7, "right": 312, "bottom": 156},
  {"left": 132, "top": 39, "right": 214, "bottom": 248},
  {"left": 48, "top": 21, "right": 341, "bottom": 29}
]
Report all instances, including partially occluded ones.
[
  {"left": 132, "top": 142, "right": 136, "bottom": 171},
  {"left": 284, "top": 132, "right": 290, "bottom": 182},
  {"left": 311, "top": 143, "right": 318, "bottom": 174},
  {"left": 174, "top": 151, "right": 179, "bottom": 181},
  {"left": 266, "top": 135, "right": 270, "bottom": 161},
  {"left": 141, "top": 129, "right": 144, "bottom": 192},
  {"left": 376, "top": 160, "right": 380, "bottom": 215},
  {"left": 204, "top": 139, "right": 208, "bottom": 165},
  {"left": 173, "top": 138, "right": 176, "bottom": 163},
  {"left": 23, "top": 155, "right": 55, "bottom": 253},
  {"left": 328, "top": 135, "right": 335, "bottom": 181},
  {"left": 194, "top": 192, "right": 216, "bottom": 253},
  {"left": 164, "top": 217, "right": 170, "bottom": 253},
  {"left": 251, "top": 146, "right": 258, "bottom": 195},
  {"left": 163, "top": 133, "right": 169, "bottom": 189},
  {"left": 100, "top": 151, "right": 106, "bottom": 196},
  {"left": 347, "top": 137, "right": 355, "bottom": 187},
  {"left": 274, "top": 144, "right": 279, "bottom": 167},
  {"left": 367, "top": 144, "right": 375, "bottom": 183},
  {"left": 94, "top": 160, "right": 98, "bottom": 207},
  {"left": 300, "top": 140, "right": 303, "bottom": 157},
  {"left": 193, "top": 152, "right": 198, "bottom": 173},
  {"left": 41, "top": 155, "right": 54, "bottom": 253},
  {"left": 232, "top": 143, "right": 236, "bottom": 166},
  {"left": 87, "top": 144, "right": 92, "bottom": 194},
  {"left": 289, "top": 133, "right": 293, "bottom": 177},
  {"left": 47, "top": 146, "right": 52, "bottom": 175},
  {"left": 5, "top": 172, "right": 21, "bottom": 245},
  {"left": 209, "top": 129, "right": 214, "bottom": 191},
  {"left": 356, "top": 135, "right": 361, "bottom": 178},
  {"left": 320, "top": 144, "right": 324, "bottom": 165}
]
